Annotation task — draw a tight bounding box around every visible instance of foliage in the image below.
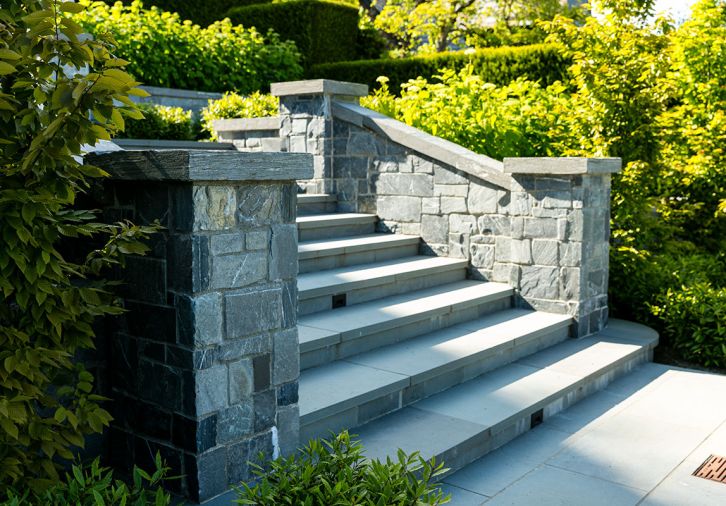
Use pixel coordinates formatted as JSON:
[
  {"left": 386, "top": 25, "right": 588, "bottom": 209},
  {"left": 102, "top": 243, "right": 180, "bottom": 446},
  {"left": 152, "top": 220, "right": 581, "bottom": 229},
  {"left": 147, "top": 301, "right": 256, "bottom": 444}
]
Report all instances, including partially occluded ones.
[
  {"left": 200, "top": 91, "right": 278, "bottom": 140},
  {"left": 311, "top": 43, "right": 569, "bottom": 94},
  {"left": 102, "top": 0, "right": 270, "bottom": 27},
  {"left": 368, "top": 0, "right": 584, "bottom": 56},
  {"left": 235, "top": 431, "right": 450, "bottom": 505},
  {"left": 2, "top": 454, "right": 171, "bottom": 505},
  {"left": 76, "top": 0, "right": 303, "bottom": 93},
  {"left": 122, "top": 104, "right": 195, "bottom": 140},
  {"left": 0, "top": 0, "right": 158, "bottom": 491},
  {"left": 226, "top": 0, "right": 361, "bottom": 67}
]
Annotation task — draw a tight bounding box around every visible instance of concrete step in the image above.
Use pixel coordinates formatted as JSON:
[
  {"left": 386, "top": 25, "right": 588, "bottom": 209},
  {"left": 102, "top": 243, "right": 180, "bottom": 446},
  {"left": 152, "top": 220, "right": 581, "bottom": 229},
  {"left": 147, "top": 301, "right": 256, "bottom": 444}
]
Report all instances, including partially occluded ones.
[
  {"left": 297, "top": 194, "right": 337, "bottom": 215},
  {"left": 298, "top": 256, "right": 468, "bottom": 315},
  {"left": 298, "top": 234, "right": 420, "bottom": 274},
  {"left": 298, "top": 280, "right": 514, "bottom": 370},
  {"left": 299, "top": 309, "right": 573, "bottom": 442},
  {"left": 351, "top": 320, "right": 659, "bottom": 478},
  {"left": 297, "top": 213, "right": 377, "bottom": 241}
]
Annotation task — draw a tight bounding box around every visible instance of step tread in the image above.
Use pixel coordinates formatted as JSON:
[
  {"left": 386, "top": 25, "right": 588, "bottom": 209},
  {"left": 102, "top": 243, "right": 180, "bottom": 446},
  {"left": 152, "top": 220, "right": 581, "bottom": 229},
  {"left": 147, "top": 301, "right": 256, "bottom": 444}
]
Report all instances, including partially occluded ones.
[
  {"left": 298, "top": 234, "right": 419, "bottom": 260},
  {"left": 298, "top": 280, "right": 514, "bottom": 353},
  {"left": 299, "top": 309, "right": 572, "bottom": 423},
  {"left": 298, "top": 256, "right": 468, "bottom": 299},
  {"left": 353, "top": 320, "right": 658, "bottom": 462},
  {"left": 297, "top": 213, "right": 377, "bottom": 228},
  {"left": 297, "top": 194, "right": 337, "bottom": 203}
]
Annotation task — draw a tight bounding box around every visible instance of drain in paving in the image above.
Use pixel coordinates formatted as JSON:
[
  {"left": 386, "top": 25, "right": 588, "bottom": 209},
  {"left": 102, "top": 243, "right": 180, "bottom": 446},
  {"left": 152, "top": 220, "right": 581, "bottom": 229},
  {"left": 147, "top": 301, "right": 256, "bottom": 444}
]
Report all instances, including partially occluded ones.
[{"left": 693, "top": 455, "right": 726, "bottom": 484}]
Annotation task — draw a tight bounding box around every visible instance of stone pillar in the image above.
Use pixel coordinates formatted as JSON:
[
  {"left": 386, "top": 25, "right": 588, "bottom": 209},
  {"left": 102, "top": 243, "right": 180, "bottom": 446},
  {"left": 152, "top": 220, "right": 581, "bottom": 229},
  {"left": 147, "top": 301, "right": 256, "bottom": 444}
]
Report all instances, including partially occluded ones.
[
  {"left": 271, "top": 79, "right": 368, "bottom": 195},
  {"left": 503, "top": 157, "right": 620, "bottom": 337},
  {"left": 85, "top": 150, "right": 312, "bottom": 502}
]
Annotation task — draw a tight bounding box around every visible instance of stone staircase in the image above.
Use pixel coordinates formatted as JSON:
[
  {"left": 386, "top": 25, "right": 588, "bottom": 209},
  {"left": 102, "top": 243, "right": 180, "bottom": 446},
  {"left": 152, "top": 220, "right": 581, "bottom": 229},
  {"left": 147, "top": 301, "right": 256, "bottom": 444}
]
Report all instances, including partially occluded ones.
[{"left": 295, "top": 193, "right": 658, "bottom": 476}]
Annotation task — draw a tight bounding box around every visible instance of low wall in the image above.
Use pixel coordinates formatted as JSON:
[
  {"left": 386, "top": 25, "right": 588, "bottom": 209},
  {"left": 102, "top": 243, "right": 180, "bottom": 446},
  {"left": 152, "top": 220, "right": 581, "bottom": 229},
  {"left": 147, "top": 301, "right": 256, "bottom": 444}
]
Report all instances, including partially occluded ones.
[
  {"left": 85, "top": 150, "right": 312, "bottom": 502},
  {"left": 213, "top": 117, "right": 285, "bottom": 153}
]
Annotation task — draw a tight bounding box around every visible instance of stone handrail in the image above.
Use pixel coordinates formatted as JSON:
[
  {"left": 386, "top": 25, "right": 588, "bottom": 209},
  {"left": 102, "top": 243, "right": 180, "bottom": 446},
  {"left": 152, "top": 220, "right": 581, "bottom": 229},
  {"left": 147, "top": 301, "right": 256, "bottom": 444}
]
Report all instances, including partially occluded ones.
[{"left": 332, "top": 101, "right": 512, "bottom": 189}]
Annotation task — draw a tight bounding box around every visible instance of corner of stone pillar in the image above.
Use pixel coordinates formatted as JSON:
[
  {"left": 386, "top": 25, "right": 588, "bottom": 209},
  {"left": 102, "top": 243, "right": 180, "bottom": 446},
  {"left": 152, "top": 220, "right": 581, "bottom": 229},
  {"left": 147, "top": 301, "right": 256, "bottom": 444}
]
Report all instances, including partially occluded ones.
[
  {"left": 271, "top": 79, "right": 369, "bottom": 195},
  {"left": 502, "top": 157, "right": 621, "bottom": 338}
]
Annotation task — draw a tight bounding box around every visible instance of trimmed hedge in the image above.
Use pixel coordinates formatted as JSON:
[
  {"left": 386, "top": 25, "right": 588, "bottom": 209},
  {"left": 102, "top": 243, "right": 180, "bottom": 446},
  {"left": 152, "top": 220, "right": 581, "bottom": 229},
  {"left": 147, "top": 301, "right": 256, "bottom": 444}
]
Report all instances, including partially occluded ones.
[
  {"left": 227, "top": 0, "right": 361, "bottom": 66},
  {"left": 122, "top": 104, "right": 196, "bottom": 141},
  {"left": 309, "top": 44, "right": 571, "bottom": 93}
]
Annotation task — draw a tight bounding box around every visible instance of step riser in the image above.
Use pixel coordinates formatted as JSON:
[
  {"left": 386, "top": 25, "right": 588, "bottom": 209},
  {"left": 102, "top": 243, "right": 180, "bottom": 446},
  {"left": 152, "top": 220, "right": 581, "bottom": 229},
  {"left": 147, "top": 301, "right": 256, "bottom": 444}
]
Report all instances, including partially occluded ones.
[
  {"left": 301, "top": 295, "right": 513, "bottom": 370},
  {"left": 297, "top": 202, "right": 338, "bottom": 215},
  {"left": 300, "top": 325, "right": 571, "bottom": 442},
  {"left": 299, "top": 243, "right": 419, "bottom": 274},
  {"left": 299, "top": 267, "right": 467, "bottom": 316},
  {"left": 299, "top": 222, "right": 376, "bottom": 241},
  {"left": 424, "top": 346, "right": 653, "bottom": 480}
]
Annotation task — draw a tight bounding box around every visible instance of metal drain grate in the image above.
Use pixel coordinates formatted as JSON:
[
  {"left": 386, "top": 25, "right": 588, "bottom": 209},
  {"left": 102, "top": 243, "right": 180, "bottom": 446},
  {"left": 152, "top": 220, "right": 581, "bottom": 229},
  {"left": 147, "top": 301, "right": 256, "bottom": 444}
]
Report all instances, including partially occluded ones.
[{"left": 693, "top": 455, "right": 726, "bottom": 484}]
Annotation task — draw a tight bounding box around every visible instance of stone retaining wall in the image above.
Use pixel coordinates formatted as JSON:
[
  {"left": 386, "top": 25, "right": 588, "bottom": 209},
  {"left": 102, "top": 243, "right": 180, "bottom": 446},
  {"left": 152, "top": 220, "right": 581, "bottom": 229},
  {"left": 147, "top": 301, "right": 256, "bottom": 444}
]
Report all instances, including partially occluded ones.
[
  {"left": 213, "top": 117, "right": 285, "bottom": 153},
  {"left": 85, "top": 150, "right": 312, "bottom": 502}
]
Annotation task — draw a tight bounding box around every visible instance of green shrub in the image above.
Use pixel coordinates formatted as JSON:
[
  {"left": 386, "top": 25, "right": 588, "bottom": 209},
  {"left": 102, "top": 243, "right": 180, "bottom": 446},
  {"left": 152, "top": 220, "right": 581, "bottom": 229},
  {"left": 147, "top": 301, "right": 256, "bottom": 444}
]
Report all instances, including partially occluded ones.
[
  {"left": 226, "top": 0, "right": 361, "bottom": 67},
  {"left": 104, "top": 0, "right": 271, "bottom": 26},
  {"left": 2, "top": 454, "right": 171, "bottom": 505},
  {"left": 122, "top": 104, "right": 195, "bottom": 140},
  {"left": 310, "top": 43, "right": 570, "bottom": 94},
  {"left": 651, "top": 284, "right": 726, "bottom": 369},
  {"left": 235, "top": 431, "right": 450, "bottom": 505},
  {"left": 0, "top": 0, "right": 158, "bottom": 490},
  {"left": 200, "top": 91, "right": 278, "bottom": 140},
  {"left": 77, "top": 0, "right": 303, "bottom": 93}
]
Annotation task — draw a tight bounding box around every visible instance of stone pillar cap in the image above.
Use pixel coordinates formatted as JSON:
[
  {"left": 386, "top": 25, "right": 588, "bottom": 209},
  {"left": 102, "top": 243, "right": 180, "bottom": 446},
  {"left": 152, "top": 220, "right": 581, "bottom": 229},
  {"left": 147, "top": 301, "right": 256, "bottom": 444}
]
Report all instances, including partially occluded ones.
[
  {"left": 271, "top": 79, "right": 368, "bottom": 98},
  {"left": 503, "top": 157, "right": 621, "bottom": 175}
]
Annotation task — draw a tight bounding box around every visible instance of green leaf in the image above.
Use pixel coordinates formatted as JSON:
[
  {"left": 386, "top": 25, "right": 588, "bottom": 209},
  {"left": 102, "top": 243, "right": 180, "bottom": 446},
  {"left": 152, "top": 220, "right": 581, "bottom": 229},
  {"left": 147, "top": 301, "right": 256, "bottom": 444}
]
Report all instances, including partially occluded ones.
[{"left": 0, "top": 62, "right": 16, "bottom": 75}]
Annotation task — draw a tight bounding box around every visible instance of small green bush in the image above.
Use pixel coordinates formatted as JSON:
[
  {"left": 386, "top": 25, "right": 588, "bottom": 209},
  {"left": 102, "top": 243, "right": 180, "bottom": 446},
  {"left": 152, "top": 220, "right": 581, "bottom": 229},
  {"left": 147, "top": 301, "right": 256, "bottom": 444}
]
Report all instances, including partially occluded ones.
[
  {"left": 122, "top": 104, "right": 195, "bottom": 140},
  {"left": 104, "top": 0, "right": 271, "bottom": 26},
  {"left": 2, "top": 454, "right": 171, "bottom": 505},
  {"left": 77, "top": 0, "right": 303, "bottom": 93},
  {"left": 200, "top": 91, "right": 278, "bottom": 140},
  {"left": 236, "top": 431, "right": 450, "bottom": 505},
  {"left": 226, "top": 0, "right": 361, "bottom": 67},
  {"left": 310, "top": 43, "right": 570, "bottom": 94}
]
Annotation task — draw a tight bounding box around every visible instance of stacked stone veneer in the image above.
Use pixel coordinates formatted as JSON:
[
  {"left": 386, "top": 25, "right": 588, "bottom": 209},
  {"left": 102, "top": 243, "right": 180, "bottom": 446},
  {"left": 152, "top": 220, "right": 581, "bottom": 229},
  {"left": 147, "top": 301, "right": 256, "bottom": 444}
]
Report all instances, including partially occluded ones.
[
  {"left": 85, "top": 150, "right": 312, "bottom": 502},
  {"left": 270, "top": 80, "right": 620, "bottom": 337},
  {"left": 213, "top": 117, "right": 285, "bottom": 153}
]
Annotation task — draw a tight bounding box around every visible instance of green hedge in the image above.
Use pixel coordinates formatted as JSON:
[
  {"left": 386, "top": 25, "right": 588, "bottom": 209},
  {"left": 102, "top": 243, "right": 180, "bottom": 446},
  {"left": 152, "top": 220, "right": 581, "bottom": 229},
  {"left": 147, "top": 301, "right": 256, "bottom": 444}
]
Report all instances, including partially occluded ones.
[
  {"left": 121, "top": 104, "right": 196, "bottom": 141},
  {"left": 103, "top": 0, "right": 270, "bottom": 26},
  {"left": 227, "top": 0, "right": 361, "bottom": 66},
  {"left": 309, "top": 44, "right": 570, "bottom": 93},
  {"left": 78, "top": 1, "right": 303, "bottom": 93}
]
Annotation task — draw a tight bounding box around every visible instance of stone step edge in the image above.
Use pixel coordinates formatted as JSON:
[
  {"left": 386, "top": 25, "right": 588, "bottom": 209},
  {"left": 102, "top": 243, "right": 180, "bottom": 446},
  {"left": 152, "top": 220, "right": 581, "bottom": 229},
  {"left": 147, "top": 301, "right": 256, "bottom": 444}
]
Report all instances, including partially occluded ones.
[
  {"left": 297, "top": 194, "right": 337, "bottom": 203},
  {"left": 296, "top": 213, "right": 377, "bottom": 229},
  {"left": 298, "top": 256, "right": 468, "bottom": 301},
  {"left": 298, "top": 234, "right": 420, "bottom": 261},
  {"left": 298, "top": 282, "right": 515, "bottom": 355},
  {"left": 353, "top": 322, "right": 659, "bottom": 478},
  {"left": 299, "top": 312, "right": 573, "bottom": 426}
]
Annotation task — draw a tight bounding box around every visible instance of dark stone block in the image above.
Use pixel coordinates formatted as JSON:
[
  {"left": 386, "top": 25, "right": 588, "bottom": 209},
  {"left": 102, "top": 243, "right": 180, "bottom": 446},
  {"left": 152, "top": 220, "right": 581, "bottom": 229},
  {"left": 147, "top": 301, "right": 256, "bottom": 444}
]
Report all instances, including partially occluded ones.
[
  {"left": 336, "top": 157, "right": 369, "bottom": 179},
  {"left": 138, "top": 358, "right": 182, "bottom": 411},
  {"left": 254, "top": 390, "right": 276, "bottom": 433},
  {"left": 253, "top": 354, "right": 270, "bottom": 391},
  {"left": 281, "top": 183, "right": 297, "bottom": 223},
  {"left": 109, "top": 334, "right": 138, "bottom": 394},
  {"left": 106, "top": 427, "right": 135, "bottom": 473},
  {"left": 186, "top": 447, "right": 228, "bottom": 502},
  {"left": 281, "top": 281, "right": 297, "bottom": 329},
  {"left": 181, "top": 369, "right": 196, "bottom": 416},
  {"left": 134, "top": 184, "right": 171, "bottom": 228},
  {"left": 124, "top": 301, "right": 177, "bottom": 343},
  {"left": 173, "top": 414, "right": 217, "bottom": 453},
  {"left": 168, "top": 234, "right": 193, "bottom": 292},
  {"left": 138, "top": 340, "right": 165, "bottom": 362},
  {"left": 119, "top": 256, "right": 168, "bottom": 305},
  {"left": 166, "top": 345, "right": 215, "bottom": 370},
  {"left": 134, "top": 401, "right": 173, "bottom": 440},
  {"left": 217, "top": 404, "right": 253, "bottom": 444},
  {"left": 277, "top": 382, "right": 298, "bottom": 406},
  {"left": 170, "top": 184, "right": 194, "bottom": 233},
  {"left": 236, "top": 184, "right": 282, "bottom": 227},
  {"left": 228, "top": 431, "right": 273, "bottom": 483},
  {"left": 225, "top": 288, "right": 282, "bottom": 339}
]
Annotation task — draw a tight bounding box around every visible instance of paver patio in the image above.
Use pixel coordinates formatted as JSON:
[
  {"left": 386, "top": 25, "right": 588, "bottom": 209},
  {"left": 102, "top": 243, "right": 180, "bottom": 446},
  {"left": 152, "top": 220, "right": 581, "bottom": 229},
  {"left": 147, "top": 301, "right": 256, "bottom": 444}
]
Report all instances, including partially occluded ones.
[{"left": 443, "top": 363, "right": 726, "bottom": 505}]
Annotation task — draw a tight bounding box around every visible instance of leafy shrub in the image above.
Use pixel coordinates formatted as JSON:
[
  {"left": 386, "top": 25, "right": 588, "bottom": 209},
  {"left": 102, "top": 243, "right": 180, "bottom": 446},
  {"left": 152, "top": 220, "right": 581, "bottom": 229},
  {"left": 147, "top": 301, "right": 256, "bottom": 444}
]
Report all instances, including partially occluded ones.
[
  {"left": 77, "top": 0, "right": 303, "bottom": 93},
  {"left": 200, "top": 91, "right": 278, "bottom": 140},
  {"left": 122, "top": 104, "right": 195, "bottom": 140},
  {"left": 310, "top": 44, "right": 570, "bottom": 94},
  {"left": 103, "top": 0, "right": 271, "bottom": 26},
  {"left": 226, "top": 0, "right": 361, "bottom": 67},
  {"left": 236, "top": 431, "right": 450, "bottom": 505},
  {"left": 2, "top": 455, "right": 171, "bottom": 505},
  {"left": 0, "top": 0, "right": 158, "bottom": 490}
]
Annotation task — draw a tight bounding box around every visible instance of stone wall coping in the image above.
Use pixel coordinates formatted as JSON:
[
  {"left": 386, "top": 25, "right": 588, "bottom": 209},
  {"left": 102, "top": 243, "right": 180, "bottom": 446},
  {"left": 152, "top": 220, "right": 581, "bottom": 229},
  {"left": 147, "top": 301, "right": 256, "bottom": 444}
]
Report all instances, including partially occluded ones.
[
  {"left": 503, "top": 157, "right": 622, "bottom": 175},
  {"left": 139, "top": 85, "right": 223, "bottom": 100},
  {"left": 332, "top": 100, "right": 513, "bottom": 190},
  {"left": 114, "top": 139, "right": 235, "bottom": 151},
  {"left": 86, "top": 150, "right": 313, "bottom": 182},
  {"left": 212, "top": 116, "right": 281, "bottom": 133},
  {"left": 271, "top": 79, "right": 368, "bottom": 98}
]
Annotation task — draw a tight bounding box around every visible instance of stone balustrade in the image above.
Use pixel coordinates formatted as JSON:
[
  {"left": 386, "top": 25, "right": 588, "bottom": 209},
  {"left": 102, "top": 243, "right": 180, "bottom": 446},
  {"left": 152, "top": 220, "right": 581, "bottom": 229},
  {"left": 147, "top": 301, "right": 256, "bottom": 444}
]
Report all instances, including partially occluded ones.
[{"left": 85, "top": 150, "right": 312, "bottom": 502}]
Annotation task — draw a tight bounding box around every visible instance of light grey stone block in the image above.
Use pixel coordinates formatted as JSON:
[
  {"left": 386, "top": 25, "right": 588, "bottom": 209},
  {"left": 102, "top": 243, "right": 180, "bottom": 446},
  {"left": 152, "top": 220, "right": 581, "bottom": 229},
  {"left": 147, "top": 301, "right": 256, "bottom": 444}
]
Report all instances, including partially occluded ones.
[
  {"left": 246, "top": 230, "right": 270, "bottom": 250},
  {"left": 468, "top": 184, "right": 498, "bottom": 214},
  {"left": 377, "top": 196, "right": 421, "bottom": 222},
  {"left": 520, "top": 266, "right": 559, "bottom": 299},
  {"left": 422, "top": 197, "right": 440, "bottom": 214},
  {"left": 471, "top": 244, "right": 495, "bottom": 269},
  {"left": 421, "top": 214, "right": 449, "bottom": 244},
  {"left": 523, "top": 218, "right": 558, "bottom": 239},
  {"left": 441, "top": 197, "right": 468, "bottom": 213},
  {"left": 449, "top": 214, "right": 476, "bottom": 234},
  {"left": 270, "top": 224, "right": 297, "bottom": 279},
  {"left": 217, "top": 404, "right": 253, "bottom": 443},
  {"left": 511, "top": 239, "right": 532, "bottom": 265},
  {"left": 434, "top": 166, "right": 468, "bottom": 184},
  {"left": 191, "top": 292, "right": 224, "bottom": 346},
  {"left": 478, "top": 215, "right": 509, "bottom": 236},
  {"left": 225, "top": 288, "right": 282, "bottom": 339},
  {"left": 193, "top": 186, "right": 236, "bottom": 231},
  {"left": 375, "top": 173, "right": 432, "bottom": 197},
  {"left": 210, "top": 232, "right": 245, "bottom": 255},
  {"left": 211, "top": 252, "right": 267, "bottom": 289},
  {"left": 229, "top": 358, "right": 254, "bottom": 404},
  {"left": 196, "top": 365, "right": 228, "bottom": 416},
  {"left": 531, "top": 239, "right": 559, "bottom": 266},
  {"left": 273, "top": 328, "right": 299, "bottom": 385},
  {"left": 434, "top": 184, "right": 468, "bottom": 197}
]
